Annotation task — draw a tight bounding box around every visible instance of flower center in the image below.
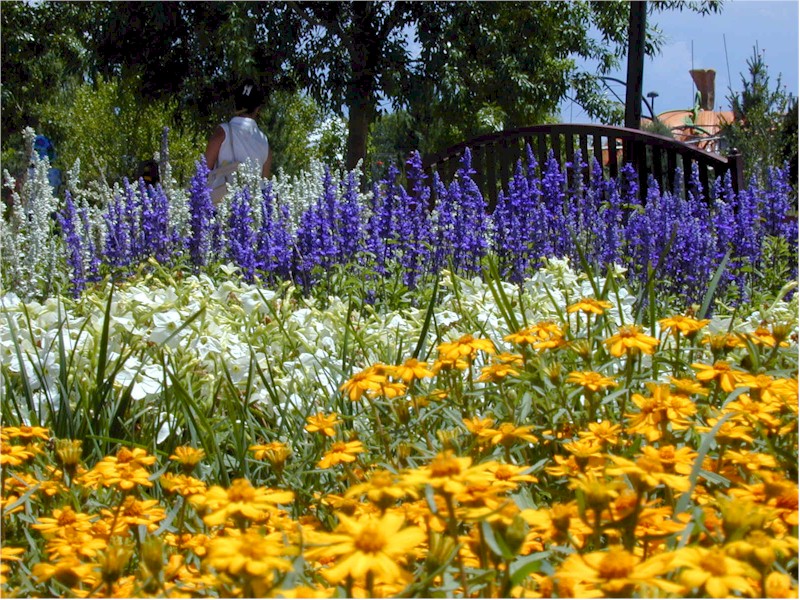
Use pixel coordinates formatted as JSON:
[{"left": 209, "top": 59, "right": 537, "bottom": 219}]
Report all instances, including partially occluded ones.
[
  {"left": 430, "top": 454, "right": 462, "bottom": 478},
  {"left": 354, "top": 522, "right": 387, "bottom": 554},
  {"left": 227, "top": 480, "right": 256, "bottom": 502},
  {"left": 699, "top": 552, "right": 727, "bottom": 576},
  {"left": 57, "top": 508, "right": 78, "bottom": 526},
  {"left": 597, "top": 549, "right": 635, "bottom": 580}
]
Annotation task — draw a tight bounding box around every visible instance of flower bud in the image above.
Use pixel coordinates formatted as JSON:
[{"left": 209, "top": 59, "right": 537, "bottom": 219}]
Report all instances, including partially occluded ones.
[
  {"left": 54, "top": 439, "right": 82, "bottom": 476},
  {"left": 141, "top": 535, "right": 164, "bottom": 577}
]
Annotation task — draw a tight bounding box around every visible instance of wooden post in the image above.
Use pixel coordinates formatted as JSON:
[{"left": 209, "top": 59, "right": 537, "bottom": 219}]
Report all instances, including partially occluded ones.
[
  {"left": 624, "top": 1, "right": 647, "bottom": 130},
  {"left": 727, "top": 148, "right": 745, "bottom": 194}
]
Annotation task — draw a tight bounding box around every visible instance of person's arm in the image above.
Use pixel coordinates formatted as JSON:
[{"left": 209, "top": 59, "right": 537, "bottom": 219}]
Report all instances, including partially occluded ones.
[
  {"left": 262, "top": 147, "right": 273, "bottom": 179},
  {"left": 205, "top": 125, "right": 226, "bottom": 170}
]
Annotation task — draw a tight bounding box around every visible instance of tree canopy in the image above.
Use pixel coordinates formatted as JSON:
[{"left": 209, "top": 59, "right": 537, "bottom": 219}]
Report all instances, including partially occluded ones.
[{"left": 3, "top": 0, "right": 725, "bottom": 174}]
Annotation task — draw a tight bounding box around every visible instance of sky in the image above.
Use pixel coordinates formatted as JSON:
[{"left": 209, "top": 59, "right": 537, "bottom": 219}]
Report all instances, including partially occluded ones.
[{"left": 560, "top": 0, "right": 800, "bottom": 123}]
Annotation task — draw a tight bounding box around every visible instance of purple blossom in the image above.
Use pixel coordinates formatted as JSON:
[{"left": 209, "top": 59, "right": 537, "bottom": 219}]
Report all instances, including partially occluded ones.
[
  {"left": 187, "top": 159, "right": 216, "bottom": 268},
  {"left": 255, "top": 182, "right": 293, "bottom": 282},
  {"left": 57, "top": 192, "right": 86, "bottom": 297},
  {"left": 227, "top": 187, "right": 257, "bottom": 282}
]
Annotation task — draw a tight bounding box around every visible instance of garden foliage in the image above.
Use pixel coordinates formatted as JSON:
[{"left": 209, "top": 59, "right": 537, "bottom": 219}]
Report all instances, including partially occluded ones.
[{"left": 1, "top": 133, "right": 798, "bottom": 598}]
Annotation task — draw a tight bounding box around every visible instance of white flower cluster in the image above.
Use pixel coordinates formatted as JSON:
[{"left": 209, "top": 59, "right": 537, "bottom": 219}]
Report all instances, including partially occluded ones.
[{"left": 0, "top": 260, "right": 640, "bottom": 430}]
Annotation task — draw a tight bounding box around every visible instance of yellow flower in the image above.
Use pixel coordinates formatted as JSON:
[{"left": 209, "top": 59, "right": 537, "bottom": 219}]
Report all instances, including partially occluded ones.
[
  {"left": 160, "top": 472, "right": 208, "bottom": 496},
  {"left": 747, "top": 325, "right": 790, "bottom": 348},
  {"left": 567, "top": 297, "right": 613, "bottom": 315},
  {"left": 764, "top": 571, "right": 797, "bottom": 598},
  {"left": 523, "top": 502, "right": 592, "bottom": 546},
  {"left": 725, "top": 529, "right": 797, "bottom": 570},
  {"left": 463, "top": 415, "right": 496, "bottom": 436},
  {"left": 658, "top": 315, "right": 710, "bottom": 337},
  {"left": 340, "top": 364, "right": 387, "bottom": 401},
  {"left": 696, "top": 416, "right": 754, "bottom": 445},
  {"left": 578, "top": 420, "right": 622, "bottom": 447},
  {"left": 402, "top": 450, "right": 488, "bottom": 497},
  {"left": 0, "top": 546, "right": 24, "bottom": 585},
  {"left": 670, "top": 376, "right": 709, "bottom": 397},
  {"left": 163, "top": 532, "right": 213, "bottom": 558},
  {"left": 31, "top": 556, "right": 94, "bottom": 588},
  {"left": 304, "top": 511, "right": 425, "bottom": 585},
  {"left": 568, "top": 473, "right": 624, "bottom": 514},
  {"left": 204, "top": 529, "right": 294, "bottom": 583},
  {"left": 88, "top": 460, "right": 153, "bottom": 490},
  {"left": 702, "top": 332, "right": 746, "bottom": 351},
  {"left": 640, "top": 444, "right": 698, "bottom": 475},
  {"left": 305, "top": 412, "right": 343, "bottom": 437},
  {"left": 476, "top": 361, "right": 520, "bottom": 382},
  {"left": 250, "top": 441, "right": 292, "bottom": 464},
  {"left": 724, "top": 449, "right": 778, "bottom": 473},
  {"left": 725, "top": 394, "right": 782, "bottom": 428},
  {"left": 1, "top": 424, "right": 50, "bottom": 441},
  {"left": 556, "top": 546, "right": 681, "bottom": 596},
  {"left": 197, "top": 478, "right": 294, "bottom": 528},
  {"left": 367, "top": 379, "right": 407, "bottom": 400},
  {"left": 437, "top": 333, "right": 496, "bottom": 362},
  {"left": 345, "top": 469, "right": 415, "bottom": 506},
  {"left": 169, "top": 446, "right": 206, "bottom": 473},
  {"left": 691, "top": 360, "right": 743, "bottom": 392},
  {"left": 317, "top": 440, "right": 365, "bottom": 469},
  {"left": 603, "top": 324, "right": 659, "bottom": 357},
  {"left": 566, "top": 370, "right": 617, "bottom": 392},
  {"left": 504, "top": 322, "right": 565, "bottom": 351},
  {"left": 0, "top": 442, "right": 35, "bottom": 466},
  {"left": 606, "top": 454, "right": 690, "bottom": 493},
  {"left": 45, "top": 526, "right": 108, "bottom": 560},
  {"left": 626, "top": 382, "right": 696, "bottom": 441},
  {"left": 478, "top": 422, "right": 538, "bottom": 447},
  {"left": 100, "top": 496, "right": 166, "bottom": 532},
  {"left": 495, "top": 352, "right": 525, "bottom": 366},
  {"left": 735, "top": 373, "right": 796, "bottom": 405},
  {"left": 391, "top": 358, "right": 435, "bottom": 383},
  {"left": 561, "top": 438, "right": 605, "bottom": 471},
  {"left": 673, "top": 546, "right": 756, "bottom": 598},
  {"left": 32, "top": 506, "right": 95, "bottom": 538},
  {"left": 432, "top": 356, "right": 471, "bottom": 372},
  {"left": 484, "top": 461, "right": 539, "bottom": 491},
  {"left": 84, "top": 446, "right": 157, "bottom": 490}
]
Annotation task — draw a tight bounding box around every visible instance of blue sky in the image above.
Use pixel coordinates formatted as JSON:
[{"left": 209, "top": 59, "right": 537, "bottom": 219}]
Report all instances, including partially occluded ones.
[{"left": 560, "top": 0, "right": 799, "bottom": 122}]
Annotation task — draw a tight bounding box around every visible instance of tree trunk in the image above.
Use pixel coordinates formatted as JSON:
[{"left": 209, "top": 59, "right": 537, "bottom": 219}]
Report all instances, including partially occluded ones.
[
  {"left": 344, "top": 1, "right": 378, "bottom": 172},
  {"left": 345, "top": 94, "right": 373, "bottom": 171}
]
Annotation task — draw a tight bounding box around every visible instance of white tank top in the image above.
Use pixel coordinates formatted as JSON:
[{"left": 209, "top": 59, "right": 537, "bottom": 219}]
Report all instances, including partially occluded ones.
[{"left": 216, "top": 116, "right": 270, "bottom": 170}]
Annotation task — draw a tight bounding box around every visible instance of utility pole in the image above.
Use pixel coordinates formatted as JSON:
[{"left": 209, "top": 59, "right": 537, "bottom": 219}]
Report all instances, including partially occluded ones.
[{"left": 624, "top": 0, "right": 647, "bottom": 129}]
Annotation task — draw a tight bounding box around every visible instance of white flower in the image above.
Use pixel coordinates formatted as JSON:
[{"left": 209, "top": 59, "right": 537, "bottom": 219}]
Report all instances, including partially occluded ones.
[
  {"left": 155, "top": 411, "right": 180, "bottom": 444},
  {"left": 149, "top": 309, "right": 187, "bottom": 347}
]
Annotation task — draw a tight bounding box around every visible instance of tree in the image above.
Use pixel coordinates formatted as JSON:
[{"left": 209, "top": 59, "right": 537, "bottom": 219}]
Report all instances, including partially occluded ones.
[
  {"left": 1, "top": 1, "right": 92, "bottom": 168},
  {"left": 723, "top": 47, "right": 798, "bottom": 183},
  {"left": 3, "top": 0, "right": 724, "bottom": 176}
]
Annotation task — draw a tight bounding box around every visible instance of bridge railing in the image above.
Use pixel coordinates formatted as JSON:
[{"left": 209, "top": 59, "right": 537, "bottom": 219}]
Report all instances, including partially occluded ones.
[{"left": 422, "top": 123, "right": 744, "bottom": 211}]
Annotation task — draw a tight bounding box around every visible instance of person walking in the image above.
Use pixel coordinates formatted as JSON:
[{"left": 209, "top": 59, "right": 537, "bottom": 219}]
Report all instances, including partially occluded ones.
[{"left": 205, "top": 78, "right": 272, "bottom": 202}]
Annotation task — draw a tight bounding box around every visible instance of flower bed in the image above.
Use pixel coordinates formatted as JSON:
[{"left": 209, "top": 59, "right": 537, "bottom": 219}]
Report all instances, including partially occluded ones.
[{"left": 1, "top": 257, "right": 797, "bottom": 597}]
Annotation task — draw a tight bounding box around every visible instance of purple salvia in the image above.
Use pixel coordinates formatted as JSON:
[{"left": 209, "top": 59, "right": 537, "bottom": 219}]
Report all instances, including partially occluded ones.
[
  {"left": 256, "top": 182, "right": 293, "bottom": 281},
  {"left": 451, "top": 148, "right": 488, "bottom": 275},
  {"left": 102, "top": 192, "right": 131, "bottom": 272},
  {"left": 187, "top": 159, "right": 216, "bottom": 268},
  {"left": 227, "top": 187, "right": 257, "bottom": 282},
  {"left": 57, "top": 191, "right": 86, "bottom": 298}
]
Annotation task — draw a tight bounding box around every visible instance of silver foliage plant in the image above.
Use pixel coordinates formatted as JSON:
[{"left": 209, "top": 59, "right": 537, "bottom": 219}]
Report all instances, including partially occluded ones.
[{"left": 1, "top": 128, "right": 64, "bottom": 299}]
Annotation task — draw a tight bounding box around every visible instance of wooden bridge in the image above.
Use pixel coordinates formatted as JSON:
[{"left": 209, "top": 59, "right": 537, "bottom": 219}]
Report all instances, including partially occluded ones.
[{"left": 422, "top": 123, "right": 744, "bottom": 210}]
